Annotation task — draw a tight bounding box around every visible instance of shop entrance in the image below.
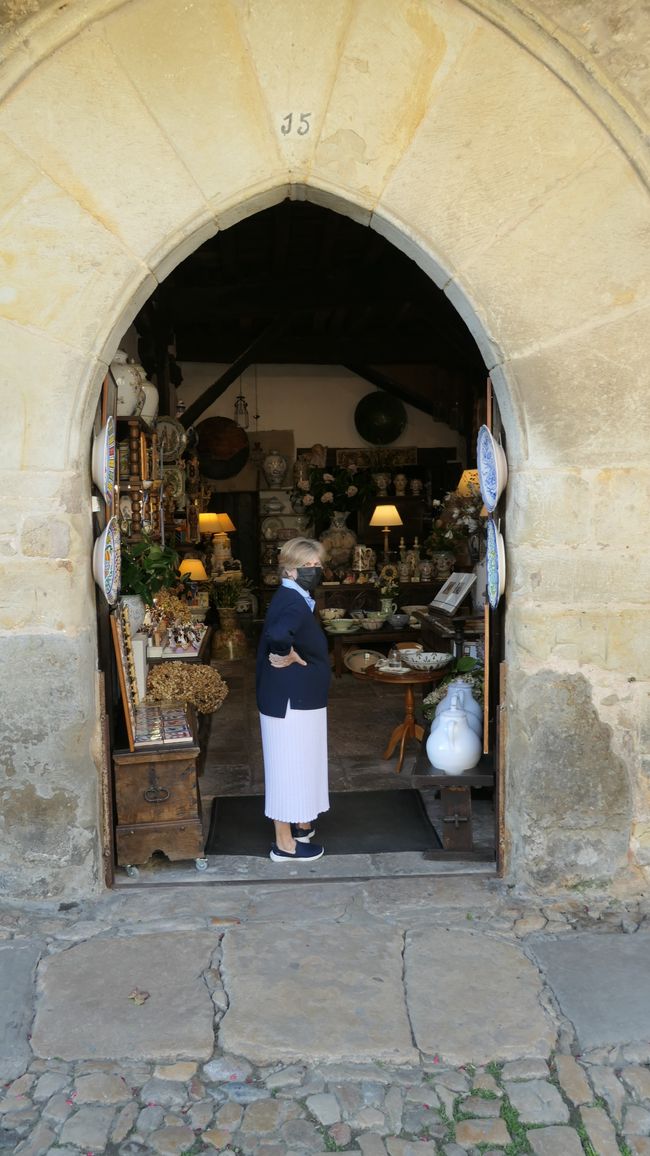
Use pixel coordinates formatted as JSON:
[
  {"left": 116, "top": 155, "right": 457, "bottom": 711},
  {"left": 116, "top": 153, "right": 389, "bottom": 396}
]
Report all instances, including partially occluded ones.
[{"left": 98, "top": 200, "right": 504, "bottom": 887}]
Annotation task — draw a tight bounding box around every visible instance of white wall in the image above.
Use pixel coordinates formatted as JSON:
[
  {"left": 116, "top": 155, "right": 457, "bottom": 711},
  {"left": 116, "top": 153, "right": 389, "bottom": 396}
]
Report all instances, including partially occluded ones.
[{"left": 177, "top": 363, "right": 463, "bottom": 456}]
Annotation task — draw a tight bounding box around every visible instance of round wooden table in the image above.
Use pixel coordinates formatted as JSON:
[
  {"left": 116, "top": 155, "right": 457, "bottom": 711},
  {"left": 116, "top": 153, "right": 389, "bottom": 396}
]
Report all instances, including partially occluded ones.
[{"left": 367, "top": 665, "right": 446, "bottom": 773}]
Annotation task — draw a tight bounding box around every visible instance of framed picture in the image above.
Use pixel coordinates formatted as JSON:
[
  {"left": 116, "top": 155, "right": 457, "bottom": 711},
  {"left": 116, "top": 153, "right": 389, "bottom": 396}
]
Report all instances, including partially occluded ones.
[{"left": 430, "top": 571, "right": 476, "bottom": 615}]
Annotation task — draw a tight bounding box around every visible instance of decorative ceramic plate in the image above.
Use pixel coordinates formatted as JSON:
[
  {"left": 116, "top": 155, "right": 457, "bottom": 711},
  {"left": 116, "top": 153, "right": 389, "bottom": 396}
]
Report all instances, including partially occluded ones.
[
  {"left": 93, "top": 516, "right": 121, "bottom": 605},
  {"left": 325, "top": 625, "right": 359, "bottom": 635},
  {"left": 261, "top": 516, "right": 283, "bottom": 540},
  {"left": 375, "top": 660, "right": 410, "bottom": 674},
  {"left": 354, "top": 392, "right": 407, "bottom": 445},
  {"left": 162, "top": 465, "right": 185, "bottom": 505},
  {"left": 486, "top": 517, "right": 506, "bottom": 609},
  {"left": 477, "top": 424, "right": 508, "bottom": 512},
  {"left": 157, "top": 416, "right": 188, "bottom": 462},
  {"left": 92, "top": 416, "right": 116, "bottom": 504},
  {"left": 344, "top": 648, "right": 385, "bottom": 674}
]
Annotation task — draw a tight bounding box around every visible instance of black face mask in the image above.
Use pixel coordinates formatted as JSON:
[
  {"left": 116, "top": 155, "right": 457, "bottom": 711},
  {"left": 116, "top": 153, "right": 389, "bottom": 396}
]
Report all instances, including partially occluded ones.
[{"left": 295, "top": 565, "right": 323, "bottom": 593}]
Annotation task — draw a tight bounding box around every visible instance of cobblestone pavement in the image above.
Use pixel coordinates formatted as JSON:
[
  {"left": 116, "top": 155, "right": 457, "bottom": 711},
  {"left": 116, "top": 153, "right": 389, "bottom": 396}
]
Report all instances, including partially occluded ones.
[{"left": 2, "top": 879, "right": 650, "bottom": 1155}]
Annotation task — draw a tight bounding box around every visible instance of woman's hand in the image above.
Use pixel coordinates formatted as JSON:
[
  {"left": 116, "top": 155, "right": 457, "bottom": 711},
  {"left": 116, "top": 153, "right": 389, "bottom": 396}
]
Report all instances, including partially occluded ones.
[{"left": 268, "top": 646, "right": 307, "bottom": 669}]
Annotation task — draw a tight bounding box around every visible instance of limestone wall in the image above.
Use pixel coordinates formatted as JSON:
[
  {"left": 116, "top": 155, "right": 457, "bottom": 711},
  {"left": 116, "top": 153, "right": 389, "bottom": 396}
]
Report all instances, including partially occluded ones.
[{"left": 0, "top": 0, "right": 648, "bottom": 897}]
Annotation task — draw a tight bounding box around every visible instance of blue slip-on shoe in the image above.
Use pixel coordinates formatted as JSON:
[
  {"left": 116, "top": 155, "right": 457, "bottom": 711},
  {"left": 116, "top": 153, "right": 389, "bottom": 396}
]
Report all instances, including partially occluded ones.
[
  {"left": 291, "top": 823, "right": 316, "bottom": 842},
  {"left": 270, "top": 841, "right": 324, "bottom": 862}
]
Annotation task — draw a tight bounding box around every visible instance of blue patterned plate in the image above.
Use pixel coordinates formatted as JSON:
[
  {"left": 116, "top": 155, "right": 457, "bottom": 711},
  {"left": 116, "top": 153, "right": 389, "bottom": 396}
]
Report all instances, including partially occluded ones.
[
  {"left": 93, "top": 516, "right": 121, "bottom": 605},
  {"left": 92, "top": 416, "right": 116, "bottom": 505},
  {"left": 486, "top": 517, "right": 505, "bottom": 609},
  {"left": 477, "top": 425, "right": 507, "bottom": 513}
]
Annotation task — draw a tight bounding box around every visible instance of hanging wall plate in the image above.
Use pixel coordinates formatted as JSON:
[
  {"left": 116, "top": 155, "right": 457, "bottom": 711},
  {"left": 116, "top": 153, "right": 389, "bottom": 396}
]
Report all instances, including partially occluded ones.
[
  {"left": 157, "top": 416, "right": 188, "bottom": 462},
  {"left": 195, "top": 415, "right": 250, "bottom": 479},
  {"left": 476, "top": 424, "right": 508, "bottom": 512},
  {"left": 92, "top": 416, "right": 116, "bottom": 505},
  {"left": 354, "top": 392, "right": 407, "bottom": 445},
  {"left": 93, "top": 516, "right": 121, "bottom": 605},
  {"left": 486, "top": 517, "right": 506, "bottom": 609}
]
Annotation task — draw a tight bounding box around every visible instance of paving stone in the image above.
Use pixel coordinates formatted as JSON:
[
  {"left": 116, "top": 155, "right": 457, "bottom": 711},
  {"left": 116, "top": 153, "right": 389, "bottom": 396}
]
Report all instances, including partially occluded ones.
[
  {"left": 31, "top": 1071, "right": 68, "bottom": 1101},
  {"left": 189, "top": 1097, "right": 215, "bottom": 1130},
  {"left": 455, "top": 1117, "right": 511, "bottom": 1147},
  {"left": 580, "top": 1105, "right": 621, "bottom": 1155},
  {"left": 461, "top": 1093, "right": 501, "bottom": 1116},
  {"left": 0, "top": 1126, "right": 21, "bottom": 1152},
  {"left": 623, "top": 1065, "right": 650, "bottom": 1102},
  {"left": 330, "top": 1082, "right": 365, "bottom": 1117},
  {"left": 214, "top": 1100, "right": 243, "bottom": 1128},
  {"left": 203, "top": 1127, "right": 235, "bottom": 1148},
  {"left": 239, "top": 1097, "right": 284, "bottom": 1133},
  {"left": 404, "top": 1086, "right": 440, "bottom": 1107},
  {"left": 13, "top": 1121, "right": 56, "bottom": 1156},
  {"left": 501, "top": 1057, "right": 550, "bottom": 1080},
  {"left": 220, "top": 924, "right": 417, "bottom": 1064},
  {"left": 306, "top": 1092, "right": 341, "bottom": 1125},
  {"left": 472, "top": 1072, "right": 502, "bottom": 1095},
  {"left": 136, "top": 1105, "right": 165, "bottom": 1132},
  {"left": 329, "top": 1121, "right": 352, "bottom": 1146},
  {"left": 147, "top": 1124, "right": 196, "bottom": 1154},
  {"left": 553, "top": 1054, "right": 592, "bottom": 1105},
  {"left": 0, "top": 943, "right": 41, "bottom": 1081},
  {"left": 280, "top": 1117, "right": 327, "bottom": 1151},
  {"left": 433, "top": 1070, "right": 470, "bottom": 1093},
  {"left": 7, "top": 1074, "right": 34, "bottom": 1096},
  {"left": 503, "top": 1079, "right": 569, "bottom": 1125},
  {"left": 41, "top": 1091, "right": 74, "bottom": 1124},
  {"left": 588, "top": 1064, "right": 627, "bottom": 1123},
  {"left": 441, "top": 1146, "right": 467, "bottom": 1156},
  {"left": 527, "top": 1125, "right": 586, "bottom": 1155},
  {"left": 625, "top": 1105, "right": 650, "bottom": 1135},
  {"left": 383, "top": 1085, "right": 404, "bottom": 1130},
  {"left": 627, "top": 1138, "right": 650, "bottom": 1155},
  {"left": 139, "top": 1078, "right": 188, "bottom": 1108},
  {"left": 203, "top": 1054, "right": 253, "bottom": 1083},
  {"left": 111, "top": 1101, "right": 139, "bottom": 1143},
  {"left": 59, "top": 1104, "right": 117, "bottom": 1150},
  {"left": 623, "top": 1046, "right": 650, "bottom": 1065},
  {"left": 386, "top": 1142, "right": 438, "bottom": 1156},
  {"left": 221, "top": 1081, "right": 268, "bottom": 1103},
  {"left": 358, "top": 1135, "right": 388, "bottom": 1156},
  {"left": 351, "top": 1106, "right": 388, "bottom": 1131},
  {"left": 153, "top": 1061, "right": 198, "bottom": 1081},
  {"left": 434, "top": 1083, "right": 457, "bottom": 1118},
  {"left": 530, "top": 933, "right": 650, "bottom": 1050},
  {"left": 515, "top": 915, "right": 547, "bottom": 935},
  {"left": 75, "top": 1071, "right": 133, "bottom": 1103},
  {"left": 31, "top": 933, "right": 216, "bottom": 1062},
  {"left": 263, "top": 1064, "right": 306, "bottom": 1088}
]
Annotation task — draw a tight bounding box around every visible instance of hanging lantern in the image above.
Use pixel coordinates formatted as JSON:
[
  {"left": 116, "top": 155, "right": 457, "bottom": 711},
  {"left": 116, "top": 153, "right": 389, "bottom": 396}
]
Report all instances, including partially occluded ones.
[{"left": 234, "top": 389, "right": 249, "bottom": 429}]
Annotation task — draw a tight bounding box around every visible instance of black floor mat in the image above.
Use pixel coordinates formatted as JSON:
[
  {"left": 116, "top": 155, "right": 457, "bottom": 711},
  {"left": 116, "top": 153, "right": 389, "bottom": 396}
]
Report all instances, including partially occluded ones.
[{"left": 205, "top": 790, "right": 442, "bottom": 856}]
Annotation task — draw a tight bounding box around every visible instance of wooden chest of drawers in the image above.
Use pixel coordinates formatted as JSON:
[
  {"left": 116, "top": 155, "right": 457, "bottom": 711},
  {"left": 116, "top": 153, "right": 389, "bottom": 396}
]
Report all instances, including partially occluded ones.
[{"left": 114, "top": 743, "right": 204, "bottom": 869}]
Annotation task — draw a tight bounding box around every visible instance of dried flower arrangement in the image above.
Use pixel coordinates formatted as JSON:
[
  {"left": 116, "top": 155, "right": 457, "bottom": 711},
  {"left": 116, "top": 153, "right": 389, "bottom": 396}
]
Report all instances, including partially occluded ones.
[{"left": 146, "top": 663, "right": 229, "bottom": 714}]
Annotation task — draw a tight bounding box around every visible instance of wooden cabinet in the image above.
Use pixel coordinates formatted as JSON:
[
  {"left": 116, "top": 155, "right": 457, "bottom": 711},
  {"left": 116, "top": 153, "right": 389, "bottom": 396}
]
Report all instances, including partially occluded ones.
[{"left": 114, "top": 742, "right": 204, "bottom": 871}]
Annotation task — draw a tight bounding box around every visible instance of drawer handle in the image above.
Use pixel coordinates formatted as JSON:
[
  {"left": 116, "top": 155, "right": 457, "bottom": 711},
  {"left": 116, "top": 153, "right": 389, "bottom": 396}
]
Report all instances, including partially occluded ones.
[{"left": 143, "top": 786, "right": 170, "bottom": 803}]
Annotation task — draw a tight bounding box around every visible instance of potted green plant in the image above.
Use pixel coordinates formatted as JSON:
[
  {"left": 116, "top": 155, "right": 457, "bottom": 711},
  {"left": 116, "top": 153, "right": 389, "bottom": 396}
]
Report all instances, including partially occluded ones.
[{"left": 119, "top": 537, "right": 182, "bottom": 633}]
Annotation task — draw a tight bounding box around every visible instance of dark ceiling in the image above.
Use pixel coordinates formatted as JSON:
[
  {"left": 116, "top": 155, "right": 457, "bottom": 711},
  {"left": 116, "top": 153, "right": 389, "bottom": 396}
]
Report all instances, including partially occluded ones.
[{"left": 135, "top": 200, "right": 485, "bottom": 431}]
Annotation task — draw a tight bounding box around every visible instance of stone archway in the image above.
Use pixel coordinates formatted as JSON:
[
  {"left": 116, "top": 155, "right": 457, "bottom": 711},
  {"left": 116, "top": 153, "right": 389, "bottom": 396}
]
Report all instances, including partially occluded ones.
[{"left": 1, "top": 0, "right": 648, "bottom": 899}]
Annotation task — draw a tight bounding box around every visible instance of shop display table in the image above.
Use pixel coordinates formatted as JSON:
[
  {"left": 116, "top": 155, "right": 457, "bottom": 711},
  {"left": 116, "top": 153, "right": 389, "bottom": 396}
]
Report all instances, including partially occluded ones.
[
  {"left": 328, "top": 625, "right": 424, "bottom": 678},
  {"left": 147, "top": 624, "right": 212, "bottom": 664},
  {"left": 408, "top": 728, "right": 494, "bottom": 857},
  {"left": 367, "top": 665, "right": 446, "bottom": 774}
]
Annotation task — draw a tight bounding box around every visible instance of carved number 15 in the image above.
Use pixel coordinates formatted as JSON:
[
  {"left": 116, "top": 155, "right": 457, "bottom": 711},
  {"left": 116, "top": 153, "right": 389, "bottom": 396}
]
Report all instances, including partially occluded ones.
[{"left": 281, "top": 112, "right": 312, "bottom": 136}]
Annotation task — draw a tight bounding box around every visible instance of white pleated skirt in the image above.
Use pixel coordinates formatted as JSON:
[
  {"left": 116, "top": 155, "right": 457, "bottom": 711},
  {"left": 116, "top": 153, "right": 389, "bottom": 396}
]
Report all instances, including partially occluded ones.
[{"left": 259, "top": 703, "right": 330, "bottom": 823}]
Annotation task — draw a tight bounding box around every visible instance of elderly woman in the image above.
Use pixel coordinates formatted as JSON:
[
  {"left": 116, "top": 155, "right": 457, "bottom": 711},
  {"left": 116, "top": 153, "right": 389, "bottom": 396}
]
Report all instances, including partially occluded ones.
[{"left": 256, "top": 537, "right": 330, "bottom": 862}]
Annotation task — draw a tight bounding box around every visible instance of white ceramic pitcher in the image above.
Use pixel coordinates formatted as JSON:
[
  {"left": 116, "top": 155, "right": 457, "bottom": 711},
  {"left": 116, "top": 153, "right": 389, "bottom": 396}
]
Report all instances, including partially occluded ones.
[
  {"left": 434, "top": 679, "right": 483, "bottom": 736},
  {"left": 426, "top": 695, "right": 482, "bottom": 774}
]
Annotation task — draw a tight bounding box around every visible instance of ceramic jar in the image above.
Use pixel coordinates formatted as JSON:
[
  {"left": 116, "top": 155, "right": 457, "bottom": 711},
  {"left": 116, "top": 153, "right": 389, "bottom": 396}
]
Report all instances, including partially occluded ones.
[
  {"left": 430, "top": 550, "right": 455, "bottom": 580},
  {"left": 380, "top": 597, "right": 397, "bottom": 615},
  {"left": 435, "top": 679, "right": 483, "bottom": 736},
  {"left": 140, "top": 380, "right": 159, "bottom": 427},
  {"left": 319, "top": 511, "right": 357, "bottom": 568},
  {"left": 111, "top": 351, "right": 146, "bottom": 417},
  {"left": 426, "top": 695, "right": 482, "bottom": 773},
  {"left": 262, "top": 449, "right": 288, "bottom": 488}
]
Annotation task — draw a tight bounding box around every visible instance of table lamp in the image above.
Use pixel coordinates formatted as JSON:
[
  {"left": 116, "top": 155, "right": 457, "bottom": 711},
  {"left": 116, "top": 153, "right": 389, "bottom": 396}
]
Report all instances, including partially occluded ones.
[
  {"left": 179, "top": 556, "right": 210, "bottom": 610},
  {"left": 369, "top": 503, "right": 403, "bottom": 561},
  {"left": 199, "top": 512, "right": 236, "bottom": 572}
]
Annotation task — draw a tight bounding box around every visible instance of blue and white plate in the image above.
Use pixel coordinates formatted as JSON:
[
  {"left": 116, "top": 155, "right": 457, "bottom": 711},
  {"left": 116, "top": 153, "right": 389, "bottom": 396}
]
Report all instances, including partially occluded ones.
[
  {"left": 477, "top": 425, "right": 508, "bottom": 513},
  {"left": 93, "top": 516, "right": 121, "bottom": 605},
  {"left": 92, "top": 416, "right": 116, "bottom": 505},
  {"left": 486, "top": 517, "right": 505, "bottom": 609}
]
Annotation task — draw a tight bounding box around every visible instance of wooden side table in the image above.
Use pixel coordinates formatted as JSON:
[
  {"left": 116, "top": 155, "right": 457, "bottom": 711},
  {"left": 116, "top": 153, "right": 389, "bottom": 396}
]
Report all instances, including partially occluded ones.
[
  {"left": 367, "top": 666, "right": 446, "bottom": 773},
  {"left": 327, "top": 625, "right": 423, "bottom": 677}
]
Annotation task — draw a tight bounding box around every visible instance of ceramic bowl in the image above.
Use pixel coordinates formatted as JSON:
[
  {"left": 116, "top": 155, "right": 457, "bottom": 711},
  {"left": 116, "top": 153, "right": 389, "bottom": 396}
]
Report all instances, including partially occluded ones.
[
  {"left": 321, "top": 607, "right": 346, "bottom": 621},
  {"left": 401, "top": 650, "right": 453, "bottom": 672},
  {"left": 328, "top": 618, "right": 356, "bottom": 632},
  {"left": 365, "top": 610, "right": 389, "bottom": 620},
  {"left": 388, "top": 613, "right": 410, "bottom": 629},
  {"left": 400, "top": 604, "right": 427, "bottom": 616},
  {"left": 344, "top": 649, "right": 384, "bottom": 674},
  {"left": 361, "top": 617, "right": 385, "bottom": 631}
]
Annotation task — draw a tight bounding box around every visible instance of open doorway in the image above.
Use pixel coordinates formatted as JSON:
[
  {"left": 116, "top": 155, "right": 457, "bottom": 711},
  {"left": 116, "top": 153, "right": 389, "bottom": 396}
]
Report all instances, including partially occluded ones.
[{"left": 104, "top": 199, "right": 502, "bottom": 886}]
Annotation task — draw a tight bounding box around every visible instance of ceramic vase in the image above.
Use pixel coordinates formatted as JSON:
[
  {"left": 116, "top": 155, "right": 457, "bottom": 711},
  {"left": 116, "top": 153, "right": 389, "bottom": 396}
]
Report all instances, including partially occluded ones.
[
  {"left": 262, "top": 449, "right": 288, "bottom": 488},
  {"left": 319, "top": 511, "right": 357, "bottom": 568},
  {"left": 212, "top": 608, "right": 248, "bottom": 660},
  {"left": 426, "top": 695, "right": 482, "bottom": 774},
  {"left": 380, "top": 597, "right": 397, "bottom": 615},
  {"left": 435, "top": 680, "right": 483, "bottom": 736},
  {"left": 430, "top": 550, "right": 455, "bottom": 580},
  {"left": 111, "top": 351, "right": 146, "bottom": 417}
]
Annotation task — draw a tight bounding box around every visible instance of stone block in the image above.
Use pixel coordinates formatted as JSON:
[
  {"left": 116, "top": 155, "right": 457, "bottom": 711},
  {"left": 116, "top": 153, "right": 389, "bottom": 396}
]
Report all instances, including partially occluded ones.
[
  {"left": 553, "top": 1055, "right": 592, "bottom": 1106},
  {"left": 0, "top": 941, "right": 41, "bottom": 1081},
  {"left": 580, "top": 1106, "right": 621, "bottom": 1156},
  {"left": 503, "top": 1079, "right": 569, "bottom": 1125},
  {"left": 528, "top": 1125, "right": 586, "bottom": 1155},
  {"left": 59, "top": 1105, "right": 116, "bottom": 1150},
  {"left": 454, "top": 1117, "right": 511, "bottom": 1146},
  {"left": 20, "top": 518, "right": 71, "bottom": 559}
]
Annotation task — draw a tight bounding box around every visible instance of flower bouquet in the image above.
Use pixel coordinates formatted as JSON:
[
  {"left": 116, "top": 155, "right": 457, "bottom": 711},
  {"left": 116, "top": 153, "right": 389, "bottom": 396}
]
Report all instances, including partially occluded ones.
[{"left": 292, "top": 465, "right": 376, "bottom": 534}]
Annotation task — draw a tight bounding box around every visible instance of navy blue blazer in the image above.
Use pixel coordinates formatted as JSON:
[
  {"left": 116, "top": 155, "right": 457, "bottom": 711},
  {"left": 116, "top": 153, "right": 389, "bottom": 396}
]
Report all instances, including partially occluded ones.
[{"left": 256, "top": 585, "right": 331, "bottom": 718}]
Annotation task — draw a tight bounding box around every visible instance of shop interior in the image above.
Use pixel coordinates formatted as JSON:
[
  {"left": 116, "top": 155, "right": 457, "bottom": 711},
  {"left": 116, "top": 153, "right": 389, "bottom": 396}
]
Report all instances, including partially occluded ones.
[{"left": 91, "top": 200, "right": 505, "bottom": 887}]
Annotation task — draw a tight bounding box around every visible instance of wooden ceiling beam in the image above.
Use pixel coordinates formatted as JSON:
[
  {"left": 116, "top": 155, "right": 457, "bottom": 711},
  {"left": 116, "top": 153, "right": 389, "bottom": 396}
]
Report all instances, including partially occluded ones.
[{"left": 178, "top": 322, "right": 281, "bottom": 428}]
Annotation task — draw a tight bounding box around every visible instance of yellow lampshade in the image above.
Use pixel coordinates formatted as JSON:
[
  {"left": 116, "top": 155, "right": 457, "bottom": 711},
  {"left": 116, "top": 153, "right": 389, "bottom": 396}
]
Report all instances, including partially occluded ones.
[
  {"left": 457, "top": 469, "right": 480, "bottom": 497},
  {"left": 369, "top": 504, "right": 403, "bottom": 528},
  {"left": 214, "top": 512, "right": 236, "bottom": 533},
  {"left": 198, "top": 513, "right": 221, "bottom": 534},
  {"left": 179, "top": 558, "right": 209, "bottom": 582}
]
